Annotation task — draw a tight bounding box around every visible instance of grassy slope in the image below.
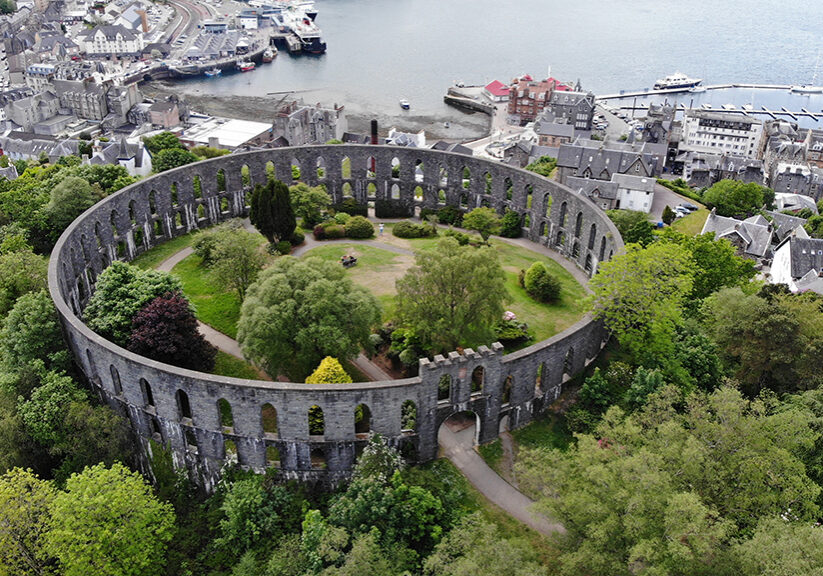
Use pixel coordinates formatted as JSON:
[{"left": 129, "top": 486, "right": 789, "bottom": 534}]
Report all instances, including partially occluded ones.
[
  {"left": 171, "top": 254, "right": 242, "bottom": 339},
  {"left": 130, "top": 232, "right": 200, "bottom": 270},
  {"left": 211, "top": 350, "right": 263, "bottom": 380},
  {"left": 672, "top": 208, "right": 710, "bottom": 236}
]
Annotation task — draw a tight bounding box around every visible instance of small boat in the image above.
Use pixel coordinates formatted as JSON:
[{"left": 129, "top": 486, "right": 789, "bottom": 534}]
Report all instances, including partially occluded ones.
[
  {"left": 790, "top": 84, "right": 823, "bottom": 94},
  {"left": 237, "top": 61, "right": 255, "bottom": 72},
  {"left": 688, "top": 85, "right": 706, "bottom": 93},
  {"left": 262, "top": 47, "right": 277, "bottom": 63},
  {"left": 204, "top": 68, "right": 221, "bottom": 77},
  {"left": 444, "top": 121, "right": 450, "bottom": 128},
  {"left": 399, "top": 98, "right": 410, "bottom": 110}
]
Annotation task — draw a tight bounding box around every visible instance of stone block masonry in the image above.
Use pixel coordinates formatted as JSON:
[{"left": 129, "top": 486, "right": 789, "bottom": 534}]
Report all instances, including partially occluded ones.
[{"left": 48, "top": 145, "right": 623, "bottom": 491}]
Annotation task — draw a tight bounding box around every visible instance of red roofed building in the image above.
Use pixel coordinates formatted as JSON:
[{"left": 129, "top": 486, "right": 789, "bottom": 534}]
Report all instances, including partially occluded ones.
[
  {"left": 507, "top": 74, "right": 572, "bottom": 124},
  {"left": 484, "top": 80, "right": 510, "bottom": 102}
]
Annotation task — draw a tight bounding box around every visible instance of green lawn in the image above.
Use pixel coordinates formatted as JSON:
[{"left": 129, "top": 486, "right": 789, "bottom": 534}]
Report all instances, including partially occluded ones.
[
  {"left": 130, "top": 232, "right": 200, "bottom": 270},
  {"left": 211, "top": 350, "right": 263, "bottom": 380},
  {"left": 672, "top": 208, "right": 709, "bottom": 236},
  {"left": 171, "top": 254, "right": 242, "bottom": 339}
]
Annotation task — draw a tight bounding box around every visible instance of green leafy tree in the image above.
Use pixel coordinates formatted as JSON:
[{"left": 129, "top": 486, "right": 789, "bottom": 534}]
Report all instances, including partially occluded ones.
[
  {"left": 264, "top": 534, "right": 309, "bottom": 576},
  {"left": 152, "top": 148, "right": 199, "bottom": 173},
  {"left": 344, "top": 216, "right": 374, "bottom": 239},
  {"left": 45, "top": 462, "right": 175, "bottom": 576},
  {"left": 305, "top": 357, "right": 352, "bottom": 384},
  {"left": 524, "top": 155, "right": 557, "bottom": 178},
  {"left": 0, "top": 248, "right": 47, "bottom": 317},
  {"left": 423, "top": 513, "right": 547, "bottom": 576},
  {"left": 290, "top": 183, "right": 331, "bottom": 227},
  {"left": 237, "top": 256, "right": 380, "bottom": 380},
  {"left": 17, "top": 371, "right": 86, "bottom": 446},
  {"left": 250, "top": 180, "right": 296, "bottom": 243},
  {"left": 0, "top": 222, "right": 30, "bottom": 254},
  {"left": 589, "top": 243, "right": 694, "bottom": 365},
  {"left": 0, "top": 290, "right": 68, "bottom": 376},
  {"left": 395, "top": 237, "right": 508, "bottom": 353},
  {"left": 522, "top": 261, "right": 561, "bottom": 303},
  {"left": 320, "top": 530, "right": 399, "bottom": 576},
  {"left": 661, "top": 205, "right": 676, "bottom": 225},
  {"left": 734, "top": 516, "right": 823, "bottom": 576},
  {"left": 83, "top": 261, "right": 182, "bottom": 346},
  {"left": 623, "top": 219, "right": 655, "bottom": 246},
  {"left": 517, "top": 386, "right": 820, "bottom": 576},
  {"left": 462, "top": 206, "right": 501, "bottom": 243},
  {"left": 142, "top": 132, "right": 185, "bottom": 154},
  {"left": 0, "top": 468, "right": 57, "bottom": 575},
  {"left": 190, "top": 146, "right": 230, "bottom": 159},
  {"left": 703, "top": 179, "right": 769, "bottom": 217},
  {"left": 301, "top": 509, "right": 349, "bottom": 573},
  {"left": 499, "top": 209, "right": 522, "bottom": 238},
  {"left": 209, "top": 228, "right": 265, "bottom": 300},
  {"left": 69, "top": 164, "right": 134, "bottom": 196},
  {"left": 805, "top": 214, "right": 823, "bottom": 238},
  {"left": 606, "top": 209, "right": 648, "bottom": 239}
]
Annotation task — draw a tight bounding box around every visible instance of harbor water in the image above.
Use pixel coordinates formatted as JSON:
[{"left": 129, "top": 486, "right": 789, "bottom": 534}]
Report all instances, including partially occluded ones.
[{"left": 168, "top": 0, "right": 823, "bottom": 137}]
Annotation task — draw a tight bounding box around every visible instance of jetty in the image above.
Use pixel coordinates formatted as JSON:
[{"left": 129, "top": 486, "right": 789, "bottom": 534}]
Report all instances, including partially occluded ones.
[
  {"left": 605, "top": 101, "right": 823, "bottom": 122},
  {"left": 596, "top": 82, "right": 794, "bottom": 100},
  {"left": 443, "top": 86, "right": 495, "bottom": 115}
]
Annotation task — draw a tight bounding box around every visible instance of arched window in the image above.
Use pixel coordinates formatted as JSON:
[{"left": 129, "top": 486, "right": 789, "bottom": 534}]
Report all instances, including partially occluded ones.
[
  {"left": 140, "top": 378, "right": 154, "bottom": 408},
  {"left": 148, "top": 190, "right": 157, "bottom": 215},
  {"left": 316, "top": 156, "right": 326, "bottom": 180},
  {"left": 471, "top": 367, "right": 484, "bottom": 394},
  {"left": 309, "top": 405, "right": 324, "bottom": 436},
  {"left": 438, "top": 375, "right": 451, "bottom": 401},
  {"left": 574, "top": 212, "right": 583, "bottom": 237},
  {"left": 311, "top": 446, "right": 327, "bottom": 469},
  {"left": 341, "top": 156, "right": 352, "bottom": 178},
  {"left": 558, "top": 202, "right": 568, "bottom": 227},
  {"left": 262, "top": 403, "right": 278, "bottom": 438},
  {"left": 502, "top": 375, "right": 513, "bottom": 405},
  {"left": 218, "top": 399, "right": 233, "bottom": 431},
  {"left": 543, "top": 193, "right": 552, "bottom": 218},
  {"left": 355, "top": 403, "right": 371, "bottom": 435},
  {"left": 176, "top": 389, "right": 192, "bottom": 421},
  {"left": 588, "top": 223, "right": 597, "bottom": 250},
  {"left": 267, "top": 445, "right": 281, "bottom": 468},
  {"left": 110, "top": 365, "right": 122, "bottom": 395},
  {"left": 391, "top": 183, "right": 400, "bottom": 200},
  {"left": 216, "top": 169, "right": 226, "bottom": 192},
  {"left": 266, "top": 161, "right": 276, "bottom": 182},
  {"left": 401, "top": 400, "right": 417, "bottom": 431},
  {"left": 193, "top": 175, "right": 202, "bottom": 199},
  {"left": 563, "top": 348, "right": 575, "bottom": 376}
]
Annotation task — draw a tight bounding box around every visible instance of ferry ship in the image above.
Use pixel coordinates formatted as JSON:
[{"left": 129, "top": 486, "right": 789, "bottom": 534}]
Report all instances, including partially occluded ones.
[
  {"left": 653, "top": 72, "right": 702, "bottom": 91},
  {"left": 270, "top": 2, "right": 326, "bottom": 54}
]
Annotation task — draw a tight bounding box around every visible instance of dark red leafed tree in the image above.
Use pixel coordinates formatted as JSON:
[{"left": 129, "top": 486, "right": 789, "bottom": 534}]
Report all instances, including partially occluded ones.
[{"left": 127, "top": 292, "right": 217, "bottom": 371}]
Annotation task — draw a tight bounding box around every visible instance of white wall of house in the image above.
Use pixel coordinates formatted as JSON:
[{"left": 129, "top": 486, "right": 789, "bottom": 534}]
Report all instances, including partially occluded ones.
[
  {"left": 770, "top": 241, "right": 797, "bottom": 291},
  {"left": 617, "top": 186, "right": 653, "bottom": 212}
]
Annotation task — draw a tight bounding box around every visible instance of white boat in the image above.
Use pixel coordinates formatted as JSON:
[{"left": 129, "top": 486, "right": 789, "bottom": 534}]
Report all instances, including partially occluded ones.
[
  {"left": 653, "top": 72, "right": 702, "bottom": 91},
  {"left": 399, "top": 99, "right": 410, "bottom": 110},
  {"left": 262, "top": 47, "right": 277, "bottom": 62},
  {"left": 791, "top": 52, "right": 823, "bottom": 93},
  {"left": 688, "top": 85, "right": 707, "bottom": 93},
  {"left": 204, "top": 67, "right": 221, "bottom": 77}
]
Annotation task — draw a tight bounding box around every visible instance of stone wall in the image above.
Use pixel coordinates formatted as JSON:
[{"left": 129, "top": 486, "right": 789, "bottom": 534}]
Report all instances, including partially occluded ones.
[{"left": 48, "top": 145, "right": 623, "bottom": 490}]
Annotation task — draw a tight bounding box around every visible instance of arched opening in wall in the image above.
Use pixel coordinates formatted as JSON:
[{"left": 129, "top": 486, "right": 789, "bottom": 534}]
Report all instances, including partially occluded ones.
[
  {"left": 391, "top": 156, "right": 401, "bottom": 179},
  {"left": 267, "top": 445, "right": 281, "bottom": 468},
  {"left": 572, "top": 241, "right": 580, "bottom": 259},
  {"left": 608, "top": 250, "right": 613, "bottom": 260},
  {"left": 484, "top": 172, "right": 492, "bottom": 195},
  {"left": 588, "top": 223, "right": 597, "bottom": 250},
  {"left": 94, "top": 221, "right": 104, "bottom": 249},
  {"left": 261, "top": 403, "right": 278, "bottom": 438},
  {"left": 558, "top": 201, "right": 568, "bottom": 227},
  {"left": 342, "top": 182, "right": 354, "bottom": 198},
  {"left": 502, "top": 375, "right": 513, "bottom": 405},
  {"left": 110, "top": 209, "right": 118, "bottom": 238},
  {"left": 79, "top": 235, "right": 89, "bottom": 261},
  {"left": 75, "top": 275, "right": 86, "bottom": 303},
  {"left": 150, "top": 417, "right": 162, "bottom": 442},
  {"left": 174, "top": 212, "right": 184, "bottom": 230},
  {"left": 575, "top": 212, "right": 583, "bottom": 237},
  {"left": 266, "top": 161, "right": 276, "bottom": 182},
  {"left": 585, "top": 254, "right": 593, "bottom": 274},
  {"left": 540, "top": 222, "right": 549, "bottom": 237},
  {"left": 367, "top": 182, "right": 377, "bottom": 198},
  {"left": 310, "top": 446, "right": 327, "bottom": 469},
  {"left": 414, "top": 185, "right": 423, "bottom": 200},
  {"left": 84, "top": 349, "right": 98, "bottom": 383},
  {"left": 355, "top": 403, "right": 371, "bottom": 436},
  {"left": 217, "top": 169, "right": 226, "bottom": 192},
  {"left": 193, "top": 175, "right": 202, "bottom": 199},
  {"left": 140, "top": 378, "right": 154, "bottom": 409},
  {"left": 480, "top": 198, "right": 491, "bottom": 208},
  {"left": 401, "top": 400, "right": 418, "bottom": 432},
  {"left": 110, "top": 365, "right": 122, "bottom": 395},
  {"left": 241, "top": 165, "right": 251, "bottom": 187},
  {"left": 149, "top": 190, "right": 157, "bottom": 215},
  {"left": 218, "top": 398, "right": 233, "bottom": 432},
  {"left": 438, "top": 189, "right": 446, "bottom": 203},
  {"left": 459, "top": 193, "right": 468, "bottom": 209},
  {"left": 526, "top": 185, "right": 533, "bottom": 209},
  {"left": 128, "top": 200, "right": 137, "bottom": 227},
  {"left": 439, "top": 165, "right": 448, "bottom": 188},
  {"left": 176, "top": 390, "right": 192, "bottom": 422},
  {"left": 171, "top": 182, "right": 179, "bottom": 205},
  {"left": 220, "top": 197, "right": 230, "bottom": 214},
  {"left": 461, "top": 166, "right": 471, "bottom": 189},
  {"left": 505, "top": 178, "right": 513, "bottom": 201},
  {"left": 133, "top": 226, "right": 144, "bottom": 250},
  {"left": 224, "top": 439, "right": 237, "bottom": 459},
  {"left": 555, "top": 230, "right": 565, "bottom": 247},
  {"left": 471, "top": 367, "right": 484, "bottom": 394},
  {"left": 291, "top": 158, "right": 301, "bottom": 181},
  {"left": 184, "top": 429, "right": 198, "bottom": 453},
  {"left": 391, "top": 183, "right": 400, "bottom": 200},
  {"left": 438, "top": 411, "right": 480, "bottom": 449},
  {"left": 543, "top": 193, "right": 552, "bottom": 218},
  {"left": 309, "top": 405, "right": 324, "bottom": 437},
  {"left": 316, "top": 156, "right": 326, "bottom": 180},
  {"left": 341, "top": 156, "right": 352, "bottom": 179},
  {"left": 116, "top": 241, "right": 126, "bottom": 259},
  {"left": 366, "top": 156, "right": 376, "bottom": 177},
  {"left": 535, "top": 362, "right": 546, "bottom": 395},
  {"left": 438, "top": 375, "right": 452, "bottom": 402},
  {"left": 415, "top": 159, "right": 424, "bottom": 183},
  {"left": 523, "top": 213, "right": 531, "bottom": 228},
  {"left": 599, "top": 236, "right": 607, "bottom": 261},
  {"left": 196, "top": 204, "right": 206, "bottom": 221},
  {"left": 563, "top": 348, "right": 575, "bottom": 378}
]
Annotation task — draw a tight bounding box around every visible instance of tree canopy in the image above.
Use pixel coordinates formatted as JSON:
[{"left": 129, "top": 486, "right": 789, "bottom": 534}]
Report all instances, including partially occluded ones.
[
  {"left": 462, "top": 207, "right": 501, "bottom": 243},
  {"left": 153, "top": 148, "right": 199, "bottom": 173},
  {"left": 702, "top": 179, "right": 772, "bottom": 218},
  {"left": 395, "top": 237, "right": 508, "bottom": 353},
  {"left": 290, "top": 183, "right": 331, "bottom": 227},
  {"left": 250, "top": 180, "right": 296, "bottom": 243},
  {"left": 305, "top": 357, "right": 352, "bottom": 384},
  {"left": 237, "top": 256, "right": 381, "bottom": 380},
  {"left": 0, "top": 468, "right": 57, "bottom": 575}
]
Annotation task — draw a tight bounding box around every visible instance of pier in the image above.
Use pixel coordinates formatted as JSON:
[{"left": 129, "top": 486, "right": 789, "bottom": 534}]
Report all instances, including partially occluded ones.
[
  {"left": 596, "top": 83, "right": 794, "bottom": 100},
  {"left": 270, "top": 30, "right": 303, "bottom": 53},
  {"left": 604, "top": 101, "right": 823, "bottom": 122},
  {"left": 443, "top": 86, "right": 496, "bottom": 115}
]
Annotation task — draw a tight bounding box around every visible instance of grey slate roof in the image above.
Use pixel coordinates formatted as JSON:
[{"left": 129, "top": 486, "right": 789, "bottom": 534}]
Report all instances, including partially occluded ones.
[
  {"left": 79, "top": 25, "right": 139, "bottom": 42},
  {"left": 701, "top": 209, "right": 773, "bottom": 258},
  {"left": 766, "top": 211, "right": 808, "bottom": 243},
  {"left": 535, "top": 120, "right": 574, "bottom": 138},
  {"left": 566, "top": 175, "right": 618, "bottom": 200},
  {"left": 557, "top": 137, "right": 662, "bottom": 179}
]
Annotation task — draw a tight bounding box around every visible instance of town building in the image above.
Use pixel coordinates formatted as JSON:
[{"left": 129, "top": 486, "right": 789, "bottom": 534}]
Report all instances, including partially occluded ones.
[
  {"left": 89, "top": 137, "right": 152, "bottom": 176},
  {"left": 556, "top": 137, "right": 664, "bottom": 184},
  {"left": 678, "top": 151, "right": 764, "bottom": 188},
  {"left": 79, "top": 25, "right": 144, "bottom": 58},
  {"left": 148, "top": 99, "right": 180, "bottom": 128},
  {"left": 772, "top": 162, "right": 823, "bottom": 202},
  {"left": 507, "top": 74, "right": 571, "bottom": 124},
  {"left": 24, "top": 63, "right": 55, "bottom": 91},
  {"left": 179, "top": 116, "right": 273, "bottom": 150},
  {"left": 566, "top": 172, "right": 655, "bottom": 213},
  {"left": 680, "top": 110, "right": 763, "bottom": 161},
  {"left": 546, "top": 90, "right": 595, "bottom": 131},
  {"left": 771, "top": 230, "right": 823, "bottom": 295},
  {"left": 483, "top": 80, "right": 509, "bottom": 102},
  {"left": 271, "top": 100, "right": 346, "bottom": 146},
  {"left": 701, "top": 209, "right": 773, "bottom": 260}
]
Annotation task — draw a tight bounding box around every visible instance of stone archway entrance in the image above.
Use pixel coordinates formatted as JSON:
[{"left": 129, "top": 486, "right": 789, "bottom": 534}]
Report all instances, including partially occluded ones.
[{"left": 438, "top": 411, "right": 480, "bottom": 457}]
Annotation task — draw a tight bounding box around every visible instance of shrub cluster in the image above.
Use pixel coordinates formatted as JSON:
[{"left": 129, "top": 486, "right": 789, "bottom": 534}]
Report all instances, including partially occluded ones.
[
  {"left": 443, "top": 228, "right": 470, "bottom": 245},
  {"left": 500, "top": 209, "right": 522, "bottom": 238},
  {"left": 330, "top": 198, "right": 368, "bottom": 217},
  {"left": 375, "top": 199, "right": 413, "bottom": 218},
  {"left": 521, "top": 262, "right": 561, "bottom": 303},
  {"left": 393, "top": 220, "right": 437, "bottom": 238},
  {"left": 312, "top": 217, "right": 374, "bottom": 240},
  {"left": 345, "top": 215, "right": 375, "bottom": 239}
]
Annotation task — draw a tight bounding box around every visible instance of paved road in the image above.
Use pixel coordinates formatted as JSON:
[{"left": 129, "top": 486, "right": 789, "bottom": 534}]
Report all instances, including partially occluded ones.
[
  {"left": 649, "top": 182, "right": 703, "bottom": 221},
  {"left": 439, "top": 419, "right": 564, "bottom": 536}
]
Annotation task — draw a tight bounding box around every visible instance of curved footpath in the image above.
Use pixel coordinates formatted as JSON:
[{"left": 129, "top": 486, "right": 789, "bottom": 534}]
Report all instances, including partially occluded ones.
[{"left": 153, "top": 221, "right": 566, "bottom": 536}]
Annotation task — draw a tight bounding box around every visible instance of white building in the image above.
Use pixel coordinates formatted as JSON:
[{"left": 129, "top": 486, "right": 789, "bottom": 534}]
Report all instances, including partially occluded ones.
[
  {"left": 79, "top": 25, "right": 144, "bottom": 57},
  {"left": 611, "top": 173, "right": 655, "bottom": 213},
  {"left": 771, "top": 229, "right": 823, "bottom": 295},
  {"left": 680, "top": 110, "right": 763, "bottom": 161}
]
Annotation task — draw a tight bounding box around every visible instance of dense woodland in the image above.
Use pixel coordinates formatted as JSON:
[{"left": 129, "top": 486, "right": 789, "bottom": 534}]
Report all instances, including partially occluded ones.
[{"left": 1, "top": 140, "right": 823, "bottom": 575}]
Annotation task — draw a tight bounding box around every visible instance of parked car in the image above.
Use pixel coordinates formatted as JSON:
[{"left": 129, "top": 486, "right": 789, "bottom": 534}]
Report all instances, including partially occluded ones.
[{"left": 679, "top": 202, "right": 698, "bottom": 211}]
